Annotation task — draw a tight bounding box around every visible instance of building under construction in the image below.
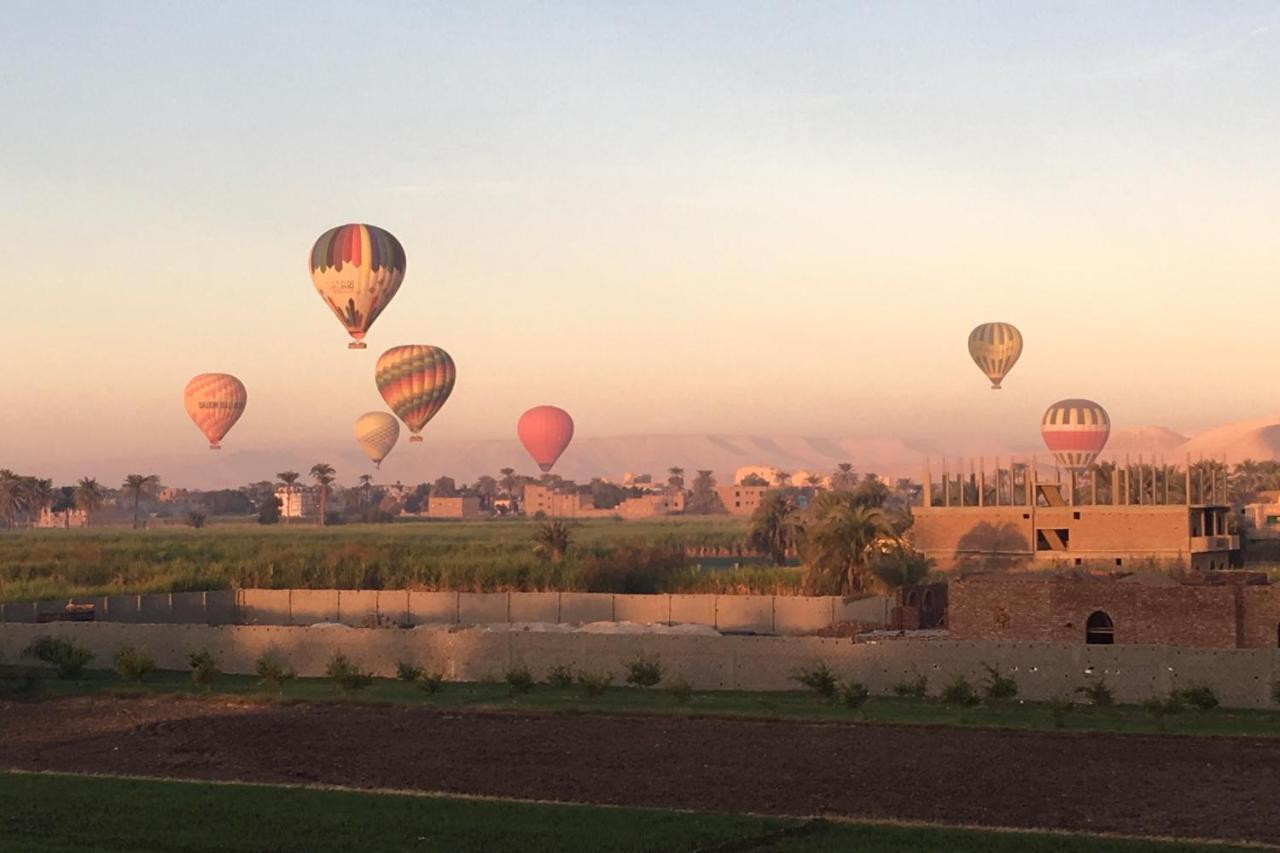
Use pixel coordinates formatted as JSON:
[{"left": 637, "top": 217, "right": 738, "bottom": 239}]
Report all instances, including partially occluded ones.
[{"left": 913, "top": 456, "right": 1239, "bottom": 572}]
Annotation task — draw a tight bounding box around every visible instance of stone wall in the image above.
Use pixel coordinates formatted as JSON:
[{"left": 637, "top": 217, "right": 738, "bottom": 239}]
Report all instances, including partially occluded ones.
[
  {"left": 1, "top": 622, "right": 1277, "bottom": 709},
  {"left": 0, "top": 590, "right": 892, "bottom": 635}
]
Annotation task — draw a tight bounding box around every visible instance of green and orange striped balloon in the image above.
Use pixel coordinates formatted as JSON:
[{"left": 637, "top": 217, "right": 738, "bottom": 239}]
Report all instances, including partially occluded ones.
[
  {"left": 374, "top": 345, "right": 456, "bottom": 442},
  {"left": 309, "top": 224, "right": 406, "bottom": 349}
]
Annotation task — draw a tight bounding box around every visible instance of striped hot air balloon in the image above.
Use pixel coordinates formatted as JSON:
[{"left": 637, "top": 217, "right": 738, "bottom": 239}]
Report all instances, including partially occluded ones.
[
  {"left": 517, "top": 406, "right": 575, "bottom": 472},
  {"left": 374, "top": 345, "right": 456, "bottom": 442},
  {"left": 354, "top": 412, "right": 400, "bottom": 468},
  {"left": 183, "top": 373, "right": 247, "bottom": 450},
  {"left": 1041, "top": 399, "right": 1110, "bottom": 472},
  {"left": 309, "top": 224, "right": 406, "bottom": 349},
  {"left": 968, "top": 322, "right": 1023, "bottom": 389}
]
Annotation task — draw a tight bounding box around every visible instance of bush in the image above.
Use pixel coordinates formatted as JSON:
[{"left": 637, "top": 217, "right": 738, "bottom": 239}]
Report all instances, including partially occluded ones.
[
  {"left": 839, "top": 680, "right": 870, "bottom": 709},
  {"left": 185, "top": 509, "right": 207, "bottom": 528},
  {"left": 1176, "top": 684, "right": 1219, "bottom": 712},
  {"left": 892, "top": 672, "right": 928, "bottom": 699},
  {"left": 1143, "top": 693, "right": 1185, "bottom": 728},
  {"left": 624, "top": 653, "right": 664, "bottom": 688},
  {"left": 255, "top": 653, "right": 295, "bottom": 688},
  {"left": 112, "top": 645, "right": 155, "bottom": 681},
  {"left": 576, "top": 670, "right": 613, "bottom": 697},
  {"left": 23, "top": 635, "right": 94, "bottom": 680},
  {"left": 791, "top": 662, "right": 838, "bottom": 699},
  {"left": 941, "top": 675, "right": 979, "bottom": 707},
  {"left": 505, "top": 663, "right": 535, "bottom": 694},
  {"left": 189, "top": 649, "right": 221, "bottom": 687},
  {"left": 326, "top": 654, "right": 373, "bottom": 691},
  {"left": 664, "top": 677, "right": 693, "bottom": 703},
  {"left": 545, "top": 664, "right": 575, "bottom": 689},
  {"left": 417, "top": 671, "right": 445, "bottom": 694},
  {"left": 1048, "top": 695, "right": 1074, "bottom": 728},
  {"left": 396, "top": 661, "right": 424, "bottom": 682},
  {"left": 981, "top": 663, "right": 1018, "bottom": 702},
  {"left": 1273, "top": 680, "right": 1280, "bottom": 707},
  {"left": 1075, "top": 677, "right": 1114, "bottom": 707}
]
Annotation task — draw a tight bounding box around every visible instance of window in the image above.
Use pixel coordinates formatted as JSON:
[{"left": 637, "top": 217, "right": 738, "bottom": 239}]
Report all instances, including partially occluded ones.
[
  {"left": 1115, "top": 558, "right": 1123, "bottom": 567},
  {"left": 1073, "top": 511, "right": 1081, "bottom": 520},
  {"left": 1085, "top": 611, "right": 1114, "bottom": 645},
  {"left": 1036, "top": 529, "right": 1070, "bottom": 551}
]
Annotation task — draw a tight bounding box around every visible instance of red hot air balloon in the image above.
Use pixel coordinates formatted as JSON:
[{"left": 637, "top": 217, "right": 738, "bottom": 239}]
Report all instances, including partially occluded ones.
[
  {"left": 517, "top": 406, "right": 574, "bottom": 472},
  {"left": 1041, "top": 399, "right": 1110, "bottom": 472}
]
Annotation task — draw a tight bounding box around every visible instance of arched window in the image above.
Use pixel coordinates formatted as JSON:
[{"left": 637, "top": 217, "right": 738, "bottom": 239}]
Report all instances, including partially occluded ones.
[
  {"left": 1085, "top": 611, "right": 1114, "bottom": 645},
  {"left": 922, "top": 590, "right": 934, "bottom": 611}
]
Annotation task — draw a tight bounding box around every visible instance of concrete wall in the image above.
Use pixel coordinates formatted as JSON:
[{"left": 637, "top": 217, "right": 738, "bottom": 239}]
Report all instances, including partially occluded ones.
[
  {"left": 1, "top": 621, "right": 1276, "bottom": 709},
  {"left": 0, "top": 590, "right": 892, "bottom": 635}
]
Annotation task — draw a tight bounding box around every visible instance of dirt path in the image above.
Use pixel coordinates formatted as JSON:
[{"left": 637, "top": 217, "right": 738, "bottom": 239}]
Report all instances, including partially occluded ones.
[{"left": 2, "top": 696, "right": 1278, "bottom": 844}]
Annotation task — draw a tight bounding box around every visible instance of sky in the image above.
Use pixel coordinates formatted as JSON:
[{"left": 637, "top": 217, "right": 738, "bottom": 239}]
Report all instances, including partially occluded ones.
[{"left": 2, "top": 2, "right": 1279, "bottom": 482}]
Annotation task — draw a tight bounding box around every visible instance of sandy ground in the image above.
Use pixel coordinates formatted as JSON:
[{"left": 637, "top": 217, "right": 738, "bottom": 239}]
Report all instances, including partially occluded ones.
[{"left": 2, "top": 696, "right": 1279, "bottom": 844}]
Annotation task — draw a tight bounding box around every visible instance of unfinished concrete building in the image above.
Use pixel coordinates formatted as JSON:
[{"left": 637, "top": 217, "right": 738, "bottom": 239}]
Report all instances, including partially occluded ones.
[{"left": 913, "top": 456, "right": 1239, "bottom": 572}]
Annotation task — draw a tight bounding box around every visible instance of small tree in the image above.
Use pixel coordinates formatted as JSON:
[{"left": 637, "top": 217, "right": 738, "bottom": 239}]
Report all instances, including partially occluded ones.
[
  {"left": 121, "top": 474, "right": 160, "bottom": 529},
  {"left": 532, "top": 521, "right": 572, "bottom": 562},
  {"left": 747, "top": 492, "right": 802, "bottom": 565},
  {"left": 74, "top": 477, "right": 105, "bottom": 527},
  {"left": 310, "top": 464, "right": 336, "bottom": 526}
]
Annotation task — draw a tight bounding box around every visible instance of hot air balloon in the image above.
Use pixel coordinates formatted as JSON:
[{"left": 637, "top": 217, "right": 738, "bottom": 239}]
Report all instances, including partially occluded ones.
[
  {"left": 517, "top": 406, "right": 574, "bottom": 472},
  {"left": 968, "top": 322, "right": 1023, "bottom": 389},
  {"left": 309, "top": 224, "right": 406, "bottom": 349},
  {"left": 1041, "top": 398, "right": 1110, "bottom": 472},
  {"left": 375, "top": 345, "right": 456, "bottom": 442},
  {"left": 354, "top": 412, "right": 400, "bottom": 469},
  {"left": 183, "top": 373, "right": 247, "bottom": 450}
]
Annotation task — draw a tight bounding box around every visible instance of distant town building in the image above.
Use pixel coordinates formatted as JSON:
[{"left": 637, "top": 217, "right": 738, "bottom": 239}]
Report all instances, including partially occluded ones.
[
  {"left": 715, "top": 484, "right": 769, "bottom": 516},
  {"left": 733, "top": 465, "right": 777, "bottom": 486},
  {"left": 1241, "top": 491, "right": 1280, "bottom": 542},
  {"left": 521, "top": 484, "right": 684, "bottom": 519},
  {"left": 275, "top": 487, "right": 318, "bottom": 519},
  {"left": 157, "top": 487, "right": 188, "bottom": 503},
  {"left": 37, "top": 507, "right": 88, "bottom": 529},
  {"left": 426, "top": 496, "right": 485, "bottom": 519},
  {"left": 913, "top": 457, "right": 1240, "bottom": 572}
]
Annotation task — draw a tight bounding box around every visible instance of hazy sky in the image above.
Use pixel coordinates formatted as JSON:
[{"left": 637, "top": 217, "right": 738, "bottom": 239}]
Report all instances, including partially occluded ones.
[{"left": 3, "top": 2, "right": 1279, "bottom": 477}]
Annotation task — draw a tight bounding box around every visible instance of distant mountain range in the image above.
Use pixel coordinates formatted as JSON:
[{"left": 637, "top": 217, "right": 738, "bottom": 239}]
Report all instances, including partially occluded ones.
[{"left": 40, "top": 416, "right": 1280, "bottom": 490}]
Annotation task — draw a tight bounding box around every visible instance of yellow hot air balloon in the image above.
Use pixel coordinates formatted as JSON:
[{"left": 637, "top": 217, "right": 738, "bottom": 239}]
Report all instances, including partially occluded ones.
[
  {"left": 354, "top": 411, "right": 400, "bottom": 469},
  {"left": 968, "top": 322, "right": 1023, "bottom": 389},
  {"left": 375, "top": 345, "right": 456, "bottom": 442},
  {"left": 183, "top": 373, "right": 247, "bottom": 450},
  {"left": 309, "top": 224, "right": 406, "bottom": 349}
]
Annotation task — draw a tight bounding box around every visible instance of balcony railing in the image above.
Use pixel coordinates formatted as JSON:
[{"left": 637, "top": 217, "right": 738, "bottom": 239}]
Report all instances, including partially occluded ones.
[{"left": 1189, "top": 535, "right": 1239, "bottom": 552}]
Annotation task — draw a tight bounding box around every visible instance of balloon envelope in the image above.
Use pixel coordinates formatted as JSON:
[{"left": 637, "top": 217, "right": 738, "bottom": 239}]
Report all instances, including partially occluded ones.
[
  {"left": 1041, "top": 398, "right": 1110, "bottom": 472},
  {"left": 968, "top": 322, "right": 1023, "bottom": 389},
  {"left": 375, "top": 345, "right": 456, "bottom": 441},
  {"left": 354, "top": 411, "right": 400, "bottom": 468},
  {"left": 310, "top": 224, "right": 406, "bottom": 349},
  {"left": 517, "top": 406, "right": 575, "bottom": 472},
  {"left": 183, "top": 373, "right": 247, "bottom": 450}
]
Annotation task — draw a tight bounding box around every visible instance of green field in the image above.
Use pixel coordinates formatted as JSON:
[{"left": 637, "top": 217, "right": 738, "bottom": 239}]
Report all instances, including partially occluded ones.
[
  {"left": 0, "top": 519, "right": 809, "bottom": 604},
  {"left": 11, "top": 670, "right": 1280, "bottom": 739},
  {"left": 0, "top": 772, "right": 1256, "bottom": 853}
]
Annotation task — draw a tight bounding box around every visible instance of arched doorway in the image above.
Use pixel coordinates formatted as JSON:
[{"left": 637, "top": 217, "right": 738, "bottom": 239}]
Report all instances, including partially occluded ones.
[{"left": 1085, "top": 611, "right": 1114, "bottom": 645}]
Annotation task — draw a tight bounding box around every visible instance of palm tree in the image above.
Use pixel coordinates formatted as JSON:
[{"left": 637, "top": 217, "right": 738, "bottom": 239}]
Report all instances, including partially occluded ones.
[
  {"left": 26, "top": 478, "right": 53, "bottom": 527},
  {"left": 773, "top": 470, "right": 792, "bottom": 489},
  {"left": 122, "top": 474, "right": 160, "bottom": 529},
  {"left": 358, "top": 473, "right": 374, "bottom": 507},
  {"left": 804, "top": 473, "right": 823, "bottom": 491},
  {"left": 276, "top": 471, "right": 300, "bottom": 524},
  {"left": 74, "top": 477, "right": 105, "bottom": 528},
  {"left": 747, "top": 492, "right": 802, "bottom": 565},
  {"left": 667, "top": 466, "right": 685, "bottom": 490},
  {"left": 831, "top": 463, "right": 857, "bottom": 492},
  {"left": 310, "top": 463, "right": 335, "bottom": 525},
  {"left": 499, "top": 467, "right": 519, "bottom": 512},
  {"left": 0, "top": 471, "right": 26, "bottom": 531},
  {"left": 473, "top": 475, "right": 498, "bottom": 511},
  {"left": 803, "top": 490, "right": 896, "bottom": 595},
  {"left": 52, "top": 486, "right": 76, "bottom": 528},
  {"left": 532, "top": 520, "right": 572, "bottom": 562}
]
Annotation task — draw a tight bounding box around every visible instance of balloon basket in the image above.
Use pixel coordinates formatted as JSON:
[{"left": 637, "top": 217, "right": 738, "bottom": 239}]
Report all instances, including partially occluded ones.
[
  {"left": 991, "top": 384, "right": 1002, "bottom": 390},
  {"left": 209, "top": 443, "right": 221, "bottom": 451},
  {"left": 348, "top": 342, "right": 367, "bottom": 350},
  {"left": 409, "top": 435, "right": 423, "bottom": 443}
]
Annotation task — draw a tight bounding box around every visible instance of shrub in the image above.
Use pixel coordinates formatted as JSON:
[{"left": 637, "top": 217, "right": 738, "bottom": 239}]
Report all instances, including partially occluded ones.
[
  {"left": 576, "top": 670, "right": 614, "bottom": 697},
  {"left": 791, "top": 662, "right": 838, "bottom": 699},
  {"left": 1273, "top": 680, "right": 1280, "bottom": 707},
  {"left": 664, "top": 676, "right": 693, "bottom": 703},
  {"left": 255, "top": 653, "right": 296, "bottom": 688},
  {"left": 396, "top": 661, "right": 424, "bottom": 682},
  {"left": 981, "top": 663, "right": 1018, "bottom": 702},
  {"left": 1048, "top": 695, "right": 1074, "bottom": 728},
  {"left": 326, "top": 654, "right": 373, "bottom": 691},
  {"left": 839, "top": 680, "right": 870, "bottom": 709},
  {"left": 185, "top": 509, "right": 207, "bottom": 528},
  {"left": 892, "top": 672, "right": 928, "bottom": 699},
  {"left": 1176, "top": 684, "right": 1219, "bottom": 712},
  {"left": 1075, "top": 677, "right": 1114, "bottom": 707},
  {"left": 189, "top": 649, "right": 221, "bottom": 687},
  {"left": 1143, "top": 693, "right": 1185, "bottom": 728},
  {"left": 545, "top": 664, "right": 575, "bottom": 689},
  {"left": 23, "top": 635, "right": 94, "bottom": 680},
  {"left": 505, "top": 663, "right": 535, "bottom": 694},
  {"left": 112, "top": 645, "right": 155, "bottom": 681},
  {"left": 941, "top": 675, "right": 979, "bottom": 707},
  {"left": 417, "top": 671, "right": 445, "bottom": 694},
  {"left": 624, "top": 653, "right": 664, "bottom": 688}
]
